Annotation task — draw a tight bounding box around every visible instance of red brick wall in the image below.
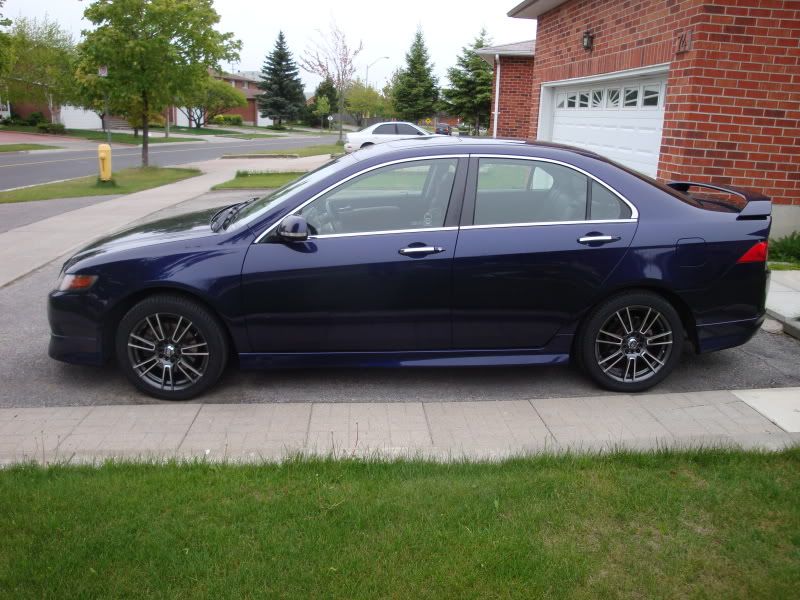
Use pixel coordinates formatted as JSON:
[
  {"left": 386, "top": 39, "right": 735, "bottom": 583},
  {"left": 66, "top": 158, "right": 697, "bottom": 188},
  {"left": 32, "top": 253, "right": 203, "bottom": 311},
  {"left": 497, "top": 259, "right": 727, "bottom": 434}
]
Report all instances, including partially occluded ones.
[
  {"left": 498, "top": 0, "right": 800, "bottom": 205},
  {"left": 489, "top": 56, "right": 536, "bottom": 138},
  {"left": 657, "top": 0, "right": 800, "bottom": 206}
]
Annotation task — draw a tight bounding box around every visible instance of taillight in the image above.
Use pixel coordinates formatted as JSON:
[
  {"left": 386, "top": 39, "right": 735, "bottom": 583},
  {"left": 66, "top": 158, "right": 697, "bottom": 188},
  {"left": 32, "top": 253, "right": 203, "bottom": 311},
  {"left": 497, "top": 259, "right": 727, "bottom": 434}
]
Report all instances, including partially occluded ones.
[{"left": 737, "top": 241, "right": 768, "bottom": 264}]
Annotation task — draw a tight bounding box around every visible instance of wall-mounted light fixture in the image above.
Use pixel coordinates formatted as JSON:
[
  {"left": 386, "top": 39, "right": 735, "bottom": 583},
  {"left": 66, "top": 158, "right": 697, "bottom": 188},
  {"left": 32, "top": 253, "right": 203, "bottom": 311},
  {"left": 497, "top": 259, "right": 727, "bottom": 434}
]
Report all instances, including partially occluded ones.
[{"left": 582, "top": 30, "right": 594, "bottom": 51}]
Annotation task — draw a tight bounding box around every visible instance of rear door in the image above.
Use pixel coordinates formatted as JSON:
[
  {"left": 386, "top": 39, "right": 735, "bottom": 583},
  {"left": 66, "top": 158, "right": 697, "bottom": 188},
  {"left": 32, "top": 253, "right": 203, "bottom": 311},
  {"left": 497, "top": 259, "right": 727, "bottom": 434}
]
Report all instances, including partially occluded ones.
[{"left": 452, "top": 156, "right": 638, "bottom": 349}]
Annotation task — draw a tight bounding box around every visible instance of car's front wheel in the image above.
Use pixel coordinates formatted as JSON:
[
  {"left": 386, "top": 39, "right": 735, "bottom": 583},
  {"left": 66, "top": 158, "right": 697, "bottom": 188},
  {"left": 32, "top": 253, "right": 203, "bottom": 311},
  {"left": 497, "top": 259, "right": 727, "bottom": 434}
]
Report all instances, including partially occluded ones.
[
  {"left": 578, "top": 291, "right": 684, "bottom": 393},
  {"left": 115, "top": 294, "right": 228, "bottom": 400}
]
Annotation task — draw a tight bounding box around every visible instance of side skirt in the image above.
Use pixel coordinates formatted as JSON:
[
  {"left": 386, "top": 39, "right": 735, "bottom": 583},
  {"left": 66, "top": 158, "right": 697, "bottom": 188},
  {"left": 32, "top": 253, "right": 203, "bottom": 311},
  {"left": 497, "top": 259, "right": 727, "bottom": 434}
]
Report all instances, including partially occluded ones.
[{"left": 239, "top": 337, "right": 574, "bottom": 370}]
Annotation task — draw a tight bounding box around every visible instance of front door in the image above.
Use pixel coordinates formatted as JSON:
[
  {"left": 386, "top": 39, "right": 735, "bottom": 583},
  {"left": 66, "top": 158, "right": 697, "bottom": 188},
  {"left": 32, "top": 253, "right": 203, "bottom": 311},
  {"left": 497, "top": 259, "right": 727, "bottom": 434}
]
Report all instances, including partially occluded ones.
[
  {"left": 452, "top": 156, "right": 637, "bottom": 349},
  {"left": 242, "top": 157, "right": 464, "bottom": 352}
]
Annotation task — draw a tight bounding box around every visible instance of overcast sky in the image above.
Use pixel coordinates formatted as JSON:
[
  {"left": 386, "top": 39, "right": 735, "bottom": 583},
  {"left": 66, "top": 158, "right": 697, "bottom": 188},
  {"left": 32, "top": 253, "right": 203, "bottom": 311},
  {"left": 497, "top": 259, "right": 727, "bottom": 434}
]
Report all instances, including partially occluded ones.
[{"left": 2, "top": 0, "right": 536, "bottom": 93}]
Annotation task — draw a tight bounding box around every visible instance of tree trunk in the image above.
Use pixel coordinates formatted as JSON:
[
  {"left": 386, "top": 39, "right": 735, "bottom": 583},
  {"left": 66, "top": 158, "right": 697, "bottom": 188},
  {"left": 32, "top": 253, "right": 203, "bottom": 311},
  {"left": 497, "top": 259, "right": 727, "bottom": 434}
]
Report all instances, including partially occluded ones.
[
  {"left": 141, "top": 92, "right": 150, "bottom": 167},
  {"left": 338, "top": 87, "right": 344, "bottom": 143}
]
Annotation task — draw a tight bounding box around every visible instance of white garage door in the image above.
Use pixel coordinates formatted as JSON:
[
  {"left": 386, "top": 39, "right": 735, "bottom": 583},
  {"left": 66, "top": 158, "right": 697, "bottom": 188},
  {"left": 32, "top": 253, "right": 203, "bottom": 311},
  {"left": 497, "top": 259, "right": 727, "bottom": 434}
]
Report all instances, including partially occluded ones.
[{"left": 551, "top": 76, "right": 667, "bottom": 177}]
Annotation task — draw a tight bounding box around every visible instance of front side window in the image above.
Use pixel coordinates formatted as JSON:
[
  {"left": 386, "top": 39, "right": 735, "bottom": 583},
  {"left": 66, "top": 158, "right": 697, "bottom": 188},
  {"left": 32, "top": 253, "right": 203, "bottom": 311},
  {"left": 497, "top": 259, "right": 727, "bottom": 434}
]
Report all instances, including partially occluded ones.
[
  {"left": 474, "top": 159, "right": 588, "bottom": 225},
  {"left": 298, "top": 159, "right": 458, "bottom": 235},
  {"left": 373, "top": 124, "right": 396, "bottom": 134}
]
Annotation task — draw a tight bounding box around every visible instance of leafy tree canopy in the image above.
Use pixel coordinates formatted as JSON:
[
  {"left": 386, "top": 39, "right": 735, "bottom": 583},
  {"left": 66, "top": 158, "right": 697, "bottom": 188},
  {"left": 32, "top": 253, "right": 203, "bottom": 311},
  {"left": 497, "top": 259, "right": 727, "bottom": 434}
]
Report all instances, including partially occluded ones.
[
  {"left": 257, "top": 31, "right": 305, "bottom": 127},
  {"left": 177, "top": 76, "right": 247, "bottom": 128},
  {"left": 76, "top": 0, "right": 240, "bottom": 165},
  {"left": 2, "top": 16, "right": 77, "bottom": 108},
  {"left": 345, "top": 79, "right": 383, "bottom": 127},
  {"left": 392, "top": 28, "right": 438, "bottom": 122},
  {"left": 441, "top": 29, "right": 493, "bottom": 133}
]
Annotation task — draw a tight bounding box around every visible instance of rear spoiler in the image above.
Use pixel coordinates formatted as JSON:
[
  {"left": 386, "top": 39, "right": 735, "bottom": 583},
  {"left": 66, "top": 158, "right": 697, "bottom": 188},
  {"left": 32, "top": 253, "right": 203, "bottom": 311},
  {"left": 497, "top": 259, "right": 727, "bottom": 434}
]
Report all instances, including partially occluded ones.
[{"left": 666, "top": 181, "right": 771, "bottom": 220}]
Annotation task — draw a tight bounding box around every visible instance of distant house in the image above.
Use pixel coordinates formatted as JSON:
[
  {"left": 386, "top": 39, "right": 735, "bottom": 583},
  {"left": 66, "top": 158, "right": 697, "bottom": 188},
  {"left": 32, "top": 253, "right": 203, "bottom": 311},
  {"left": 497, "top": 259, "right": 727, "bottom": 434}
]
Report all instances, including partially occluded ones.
[{"left": 172, "top": 71, "right": 272, "bottom": 128}]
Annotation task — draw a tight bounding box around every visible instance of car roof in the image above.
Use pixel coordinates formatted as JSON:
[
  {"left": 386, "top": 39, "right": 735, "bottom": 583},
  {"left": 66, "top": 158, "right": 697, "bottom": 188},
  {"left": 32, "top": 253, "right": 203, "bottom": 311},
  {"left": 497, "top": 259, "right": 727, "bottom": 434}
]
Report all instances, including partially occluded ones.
[{"left": 351, "top": 136, "right": 607, "bottom": 161}]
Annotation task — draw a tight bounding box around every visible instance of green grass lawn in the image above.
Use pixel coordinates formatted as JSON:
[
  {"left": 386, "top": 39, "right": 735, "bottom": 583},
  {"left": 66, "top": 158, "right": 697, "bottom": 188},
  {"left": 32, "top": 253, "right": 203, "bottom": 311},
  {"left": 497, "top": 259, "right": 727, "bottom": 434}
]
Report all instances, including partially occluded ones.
[
  {"left": 150, "top": 125, "right": 240, "bottom": 136},
  {"left": 219, "top": 133, "right": 282, "bottom": 140},
  {"left": 0, "top": 143, "right": 60, "bottom": 152},
  {"left": 769, "top": 261, "right": 800, "bottom": 271},
  {"left": 0, "top": 167, "right": 201, "bottom": 203},
  {"left": 0, "top": 125, "right": 202, "bottom": 145},
  {"left": 1, "top": 450, "right": 798, "bottom": 599},
  {"left": 243, "top": 143, "right": 343, "bottom": 158},
  {"left": 213, "top": 170, "right": 306, "bottom": 190}
]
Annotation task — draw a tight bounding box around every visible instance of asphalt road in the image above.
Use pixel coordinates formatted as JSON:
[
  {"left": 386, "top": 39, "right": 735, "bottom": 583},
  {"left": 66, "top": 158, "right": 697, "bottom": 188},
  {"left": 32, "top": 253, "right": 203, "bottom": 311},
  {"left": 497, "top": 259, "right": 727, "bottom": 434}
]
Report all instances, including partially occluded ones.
[
  {"left": 0, "top": 134, "right": 337, "bottom": 190},
  {"left": 2, "top": 193, "right": 799, "bottom": 408}
]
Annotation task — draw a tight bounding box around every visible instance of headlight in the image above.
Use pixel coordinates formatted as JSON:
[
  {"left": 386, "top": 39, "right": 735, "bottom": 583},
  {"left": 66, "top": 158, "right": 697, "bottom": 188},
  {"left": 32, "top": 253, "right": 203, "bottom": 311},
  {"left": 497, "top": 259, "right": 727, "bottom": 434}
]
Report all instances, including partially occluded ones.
[{"left": 56, "top": 273, "right": 98, "bottom": 292}]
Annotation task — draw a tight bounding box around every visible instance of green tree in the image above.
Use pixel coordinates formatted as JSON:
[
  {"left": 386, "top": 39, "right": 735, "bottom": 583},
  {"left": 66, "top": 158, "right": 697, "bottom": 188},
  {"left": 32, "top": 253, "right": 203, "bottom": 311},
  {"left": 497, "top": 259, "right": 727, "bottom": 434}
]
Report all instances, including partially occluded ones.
[
  {"left": 393, "top": 28, "right": 438, "bottom": 122},
  {"left": 312, "top": 95, "right": 330, "bottom": 129},
  {"left": 442, "top": 30, "right": 493, "bottom": 134},
  {"left": 2, "top": 16, "right": 77, "bottom": 113},
  {"left": 345, "top": 79, "right": 381, "bottom": 127},
  {"left": 257, "top": 31, "right": 305, "bottom": 127},
  {"left": 0, "top": 1, "right": 11, "bottom": 80},
  {"left": 177, "top": 76, "right": 247, "bottom": 128},
  {"left": 76, "top": 0, "right": 240, "bottom": 166}
]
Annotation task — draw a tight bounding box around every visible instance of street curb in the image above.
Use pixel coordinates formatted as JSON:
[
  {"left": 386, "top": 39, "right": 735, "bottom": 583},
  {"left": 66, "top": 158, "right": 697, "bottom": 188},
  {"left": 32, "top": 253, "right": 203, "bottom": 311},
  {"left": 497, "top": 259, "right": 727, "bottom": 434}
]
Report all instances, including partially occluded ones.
[
  {"left": 222, "top": 153, "right": 300, "bottom": 159},
  {"left": 766, "top": 308, "right": 800, "bottom": 341}
]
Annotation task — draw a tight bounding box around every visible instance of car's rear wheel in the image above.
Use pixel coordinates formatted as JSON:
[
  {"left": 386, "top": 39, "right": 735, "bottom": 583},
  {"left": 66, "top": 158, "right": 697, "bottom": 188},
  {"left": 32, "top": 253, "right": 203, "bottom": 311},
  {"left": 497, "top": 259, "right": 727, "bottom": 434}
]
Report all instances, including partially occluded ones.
[
  {"left": 115, "top": 295, "right": 228, "bottom": 400},
  {"left": 578, "top": 291, "right": 684, "bottom": 393}
]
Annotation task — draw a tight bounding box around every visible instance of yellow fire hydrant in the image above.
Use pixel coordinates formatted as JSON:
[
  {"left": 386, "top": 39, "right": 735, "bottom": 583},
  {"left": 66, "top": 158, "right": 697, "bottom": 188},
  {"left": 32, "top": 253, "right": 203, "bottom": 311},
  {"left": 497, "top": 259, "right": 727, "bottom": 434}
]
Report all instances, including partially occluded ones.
[{"left": 97, "top": 143, "right": 112, "bottom": 182}]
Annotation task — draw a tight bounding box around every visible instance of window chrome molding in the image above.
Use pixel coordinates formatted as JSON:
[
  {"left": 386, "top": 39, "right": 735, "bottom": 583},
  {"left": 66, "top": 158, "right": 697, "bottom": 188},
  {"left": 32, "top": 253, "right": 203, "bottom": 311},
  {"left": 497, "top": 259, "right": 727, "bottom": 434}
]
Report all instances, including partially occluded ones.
[
  {"left": 310, "top": 226, "right": 458, "bottom": 240},
  {"left": 469, "top": 153, "right": 639, "bottom": 220},
  {"left": 461, "top": 218, "right": 637, "bottom": 231},
  {"left": 253, "top": 154, "right": 463, "bottom": 243}
]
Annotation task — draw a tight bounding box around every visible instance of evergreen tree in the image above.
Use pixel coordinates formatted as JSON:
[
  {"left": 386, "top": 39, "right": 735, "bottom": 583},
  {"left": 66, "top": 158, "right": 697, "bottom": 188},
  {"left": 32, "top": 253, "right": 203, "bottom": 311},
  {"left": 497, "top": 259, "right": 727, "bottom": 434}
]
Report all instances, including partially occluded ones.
[
  {"left": 393, "top": 28, "right": 438, "bottom": 122},
  {"left": 442, "top": 29, "right": 493, "bottom": 134},
  {"left": 314, "top": 77, "right": 338, "bottom": 114},
  {"left": 257, "top": 31, "right": 305, "bottom": 126}
]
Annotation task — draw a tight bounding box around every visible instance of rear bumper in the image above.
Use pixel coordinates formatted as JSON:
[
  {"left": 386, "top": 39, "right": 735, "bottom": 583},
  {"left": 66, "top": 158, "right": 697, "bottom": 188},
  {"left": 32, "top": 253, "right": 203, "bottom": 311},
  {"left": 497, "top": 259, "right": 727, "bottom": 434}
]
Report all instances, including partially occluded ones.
[{"left": 695, "top": 313, "right": 765, "bottom": 353}]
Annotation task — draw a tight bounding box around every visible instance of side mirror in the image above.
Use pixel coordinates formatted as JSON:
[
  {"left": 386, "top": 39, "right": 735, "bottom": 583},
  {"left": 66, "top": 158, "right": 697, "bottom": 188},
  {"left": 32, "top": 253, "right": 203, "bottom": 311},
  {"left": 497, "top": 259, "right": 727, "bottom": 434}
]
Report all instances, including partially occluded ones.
[{"left": 276, "top": 215, "right": 309, "bottom": 242}]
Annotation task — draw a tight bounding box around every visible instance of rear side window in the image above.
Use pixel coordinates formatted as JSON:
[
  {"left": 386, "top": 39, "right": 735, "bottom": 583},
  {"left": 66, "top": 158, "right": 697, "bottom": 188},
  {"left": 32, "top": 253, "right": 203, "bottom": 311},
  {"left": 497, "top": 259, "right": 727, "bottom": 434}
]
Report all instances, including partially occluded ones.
[
  {"left": 396, "top": 123, "right": 421, "bottom": 135},
  {"left": 474, "top": 159, "right": 588, "bottom": 225},
  {"left": 590, "top": 181, "right": 632, "bottom": 219},
  {"left": 373, "top": 124, "right": 396, "bottom": 134}
]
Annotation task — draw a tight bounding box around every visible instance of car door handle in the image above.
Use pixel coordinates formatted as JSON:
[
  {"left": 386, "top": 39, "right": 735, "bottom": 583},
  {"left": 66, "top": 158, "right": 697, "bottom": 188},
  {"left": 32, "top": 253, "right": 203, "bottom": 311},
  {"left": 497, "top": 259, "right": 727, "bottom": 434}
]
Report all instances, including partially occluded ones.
[
  {"left": 398, "top": 246, "right": 444, "bottom": 256},
  {"left": 577, "top": 235, "right": 621, "bottom": 245}
]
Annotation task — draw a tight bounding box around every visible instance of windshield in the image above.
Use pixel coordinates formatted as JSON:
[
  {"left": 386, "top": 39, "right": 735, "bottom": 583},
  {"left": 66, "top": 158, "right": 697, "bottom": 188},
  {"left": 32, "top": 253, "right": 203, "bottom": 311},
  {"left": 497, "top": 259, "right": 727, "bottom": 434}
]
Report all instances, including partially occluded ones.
[{"left": 226, "top": 154, "right": 356, "bottom": 230}]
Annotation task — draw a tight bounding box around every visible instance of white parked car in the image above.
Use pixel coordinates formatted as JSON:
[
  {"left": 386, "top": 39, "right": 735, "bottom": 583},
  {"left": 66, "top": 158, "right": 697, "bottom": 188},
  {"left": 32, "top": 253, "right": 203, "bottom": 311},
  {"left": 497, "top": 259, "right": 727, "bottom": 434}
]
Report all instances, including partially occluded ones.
[{"left": 344, "top": 121, "right": 433, "bottom": 153}]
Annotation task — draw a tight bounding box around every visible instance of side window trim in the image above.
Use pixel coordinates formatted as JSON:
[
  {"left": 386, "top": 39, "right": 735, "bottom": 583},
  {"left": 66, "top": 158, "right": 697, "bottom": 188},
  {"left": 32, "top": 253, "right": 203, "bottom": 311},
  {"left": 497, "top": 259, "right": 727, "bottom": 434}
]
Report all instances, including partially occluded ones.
[{"left": 461, "top": 154, "right": 638, "bottom": 228}]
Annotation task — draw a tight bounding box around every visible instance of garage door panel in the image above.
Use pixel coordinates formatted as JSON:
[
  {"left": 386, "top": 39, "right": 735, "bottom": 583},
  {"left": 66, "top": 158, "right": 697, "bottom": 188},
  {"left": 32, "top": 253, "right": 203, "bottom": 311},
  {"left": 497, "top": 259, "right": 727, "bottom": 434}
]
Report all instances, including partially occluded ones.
[{"left": 550, "top": 76, "right": 666, "bottom": 177}]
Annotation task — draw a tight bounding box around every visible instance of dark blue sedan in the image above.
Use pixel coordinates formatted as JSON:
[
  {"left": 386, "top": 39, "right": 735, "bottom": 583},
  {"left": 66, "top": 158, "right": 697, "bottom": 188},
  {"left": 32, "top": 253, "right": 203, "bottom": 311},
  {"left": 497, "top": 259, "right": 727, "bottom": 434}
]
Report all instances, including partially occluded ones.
[{"left": 48, "top": 138, "right": 772, "bottom": 400}]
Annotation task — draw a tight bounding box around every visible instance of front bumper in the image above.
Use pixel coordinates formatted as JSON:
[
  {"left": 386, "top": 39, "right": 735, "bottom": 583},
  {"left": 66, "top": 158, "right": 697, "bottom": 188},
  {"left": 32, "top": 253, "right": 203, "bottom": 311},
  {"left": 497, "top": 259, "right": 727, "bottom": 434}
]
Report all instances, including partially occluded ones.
[{"left": 48, "top": 290, "right": 106, "bottom": 365}]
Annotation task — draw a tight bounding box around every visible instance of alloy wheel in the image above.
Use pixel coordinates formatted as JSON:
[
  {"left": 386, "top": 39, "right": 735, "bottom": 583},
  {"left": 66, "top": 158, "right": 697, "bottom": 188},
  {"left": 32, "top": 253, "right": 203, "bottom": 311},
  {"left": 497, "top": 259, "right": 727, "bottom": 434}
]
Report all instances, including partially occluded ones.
[
  {"left": 594, "top": 305, "right": 673, "bottom": 383},
  {"left": 126, "top": 312, "right": 209, "bottom": 392}
]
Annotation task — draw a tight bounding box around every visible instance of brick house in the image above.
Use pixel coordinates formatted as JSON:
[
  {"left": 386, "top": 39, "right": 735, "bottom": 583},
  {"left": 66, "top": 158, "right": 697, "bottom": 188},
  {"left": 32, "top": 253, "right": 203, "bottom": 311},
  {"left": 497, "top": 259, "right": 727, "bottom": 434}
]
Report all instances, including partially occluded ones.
[
  {"left": 479, "top": 0, "right": 800, "bottom": 236},
  {"left": 172, "top": 71, "right": 272, "bottom": 128}
]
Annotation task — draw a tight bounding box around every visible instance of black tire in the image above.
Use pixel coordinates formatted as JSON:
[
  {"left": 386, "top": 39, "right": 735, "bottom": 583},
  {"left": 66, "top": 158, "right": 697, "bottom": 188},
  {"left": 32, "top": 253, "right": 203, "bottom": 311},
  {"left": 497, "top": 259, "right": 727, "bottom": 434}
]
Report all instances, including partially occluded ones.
[
  {"left": 578, "top": 291, "right": 684, "bottom": 393},
  {"left": 115, "top": 294, "right": 229, "bottom": 400}
]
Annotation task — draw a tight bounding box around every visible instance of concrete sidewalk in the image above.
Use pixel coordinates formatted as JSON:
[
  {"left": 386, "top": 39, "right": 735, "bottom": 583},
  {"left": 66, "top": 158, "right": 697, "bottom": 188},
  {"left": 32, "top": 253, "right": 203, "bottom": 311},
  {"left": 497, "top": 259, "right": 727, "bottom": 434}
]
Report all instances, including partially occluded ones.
[
  {"left": 0, "top": 154, "right": 330, "bottom": 287},
  {"left": 2, "top": 388, "right": 797, "bottom": 465},
  {"left": 767, "top": 270, "right": 800, "bottom": 339}
]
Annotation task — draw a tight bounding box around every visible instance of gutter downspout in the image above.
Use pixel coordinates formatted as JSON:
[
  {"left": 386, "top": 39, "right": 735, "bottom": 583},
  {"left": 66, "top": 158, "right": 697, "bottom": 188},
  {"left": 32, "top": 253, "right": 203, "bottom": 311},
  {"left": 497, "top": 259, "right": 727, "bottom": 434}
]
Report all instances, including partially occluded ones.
[{"left": 492, "top": 54, "right": 501, "bottom": 138}]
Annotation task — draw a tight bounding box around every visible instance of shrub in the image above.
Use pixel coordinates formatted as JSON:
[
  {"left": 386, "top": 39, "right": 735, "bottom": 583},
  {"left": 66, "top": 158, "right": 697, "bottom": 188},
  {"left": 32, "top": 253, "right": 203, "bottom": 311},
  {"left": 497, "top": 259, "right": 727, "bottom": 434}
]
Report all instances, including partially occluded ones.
[
  {"left": 771, "top": 232, "right": 800, "bottom": 262},
  {"left": 210, "top": 114, "right": 243, "bottom": 126},
  {"left": 35, "top": 122, "right": 66, "bottom": 134},
  {"left": 26, "top": 112, "right": 47, "bottom": 126}
]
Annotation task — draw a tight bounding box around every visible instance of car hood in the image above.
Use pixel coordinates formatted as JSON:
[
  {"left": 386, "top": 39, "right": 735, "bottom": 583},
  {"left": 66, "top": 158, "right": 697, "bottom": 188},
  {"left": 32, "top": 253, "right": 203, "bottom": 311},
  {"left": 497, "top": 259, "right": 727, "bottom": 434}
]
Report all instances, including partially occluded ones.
[{"left": 63, "top": 206, "right": 223, "bottom": 270}]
